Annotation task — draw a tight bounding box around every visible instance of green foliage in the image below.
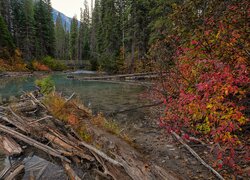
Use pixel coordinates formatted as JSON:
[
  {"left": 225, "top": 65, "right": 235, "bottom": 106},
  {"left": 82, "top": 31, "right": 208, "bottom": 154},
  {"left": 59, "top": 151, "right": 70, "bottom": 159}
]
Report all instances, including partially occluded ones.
[
  {"left": 42, "top": 56, "right": 67, "bottom": 71},
  {"left": 70, "top": 15, "right": 78, "bottom": 60},
  {"left": 35, "top": 76, "right": 55, "bottom": 95},
  {"left": 99, "top": 53, "right": 119, "bottom": 73},
  {"left": 34, "top": 0, "right": 55, "bottom": 58},
  {"left": 0, "top": 15, "right": 14, "bottom": 52}
]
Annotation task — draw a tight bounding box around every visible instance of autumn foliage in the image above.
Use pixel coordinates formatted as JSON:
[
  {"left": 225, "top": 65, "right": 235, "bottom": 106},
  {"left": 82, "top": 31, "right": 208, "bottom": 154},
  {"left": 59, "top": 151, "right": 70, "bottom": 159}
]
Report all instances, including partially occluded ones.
[
  {"left": 150, "top": 0, "right": 249, "bottom": 173},
  {"left": 31, "top": 60, "right": 51, "bottom": 71}
]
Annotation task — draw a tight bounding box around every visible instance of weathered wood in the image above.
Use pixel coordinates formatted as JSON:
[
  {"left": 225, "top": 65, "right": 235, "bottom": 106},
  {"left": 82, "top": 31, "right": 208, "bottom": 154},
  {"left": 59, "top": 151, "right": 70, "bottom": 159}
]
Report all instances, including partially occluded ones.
[
  {"left": 0, "top": 92, "right": 181, "bottom": 180},
  {"left": 62, "top": 161, "right": 81, "bottom": 180},
  {"left": 10, "top": 100, "right": 38, "bottom": 112},
  {"left": 0, "top": 135, "right": 22, "bottom": 155},
  {"left": 79, "top": 141, "right": 122, "bottom": 166},
  {"left": 81, "top": 122, "right": 178, "bottom": 180},
  {"left": 0, "top": 124, "right": 71, "bottom": 163},
  {"left": 5, "top": 164, "right": 25, "bottom": 180},
  {"left": 44, "top": 130, "right": 94, "bottom": 161}
]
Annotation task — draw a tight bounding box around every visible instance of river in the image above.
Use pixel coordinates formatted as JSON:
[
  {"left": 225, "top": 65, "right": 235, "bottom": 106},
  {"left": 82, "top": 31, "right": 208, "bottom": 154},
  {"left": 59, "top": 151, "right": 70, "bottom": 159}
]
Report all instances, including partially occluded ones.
[{"left": 0, "top": 72, "right": 146, "bottom": 113}]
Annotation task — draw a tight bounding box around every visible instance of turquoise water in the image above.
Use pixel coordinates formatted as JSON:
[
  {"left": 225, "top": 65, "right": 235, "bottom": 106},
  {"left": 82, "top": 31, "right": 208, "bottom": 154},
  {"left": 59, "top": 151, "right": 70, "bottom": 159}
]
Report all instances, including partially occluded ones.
[{"left": 0, "top": 73, "right": 145, "bottom": 113}]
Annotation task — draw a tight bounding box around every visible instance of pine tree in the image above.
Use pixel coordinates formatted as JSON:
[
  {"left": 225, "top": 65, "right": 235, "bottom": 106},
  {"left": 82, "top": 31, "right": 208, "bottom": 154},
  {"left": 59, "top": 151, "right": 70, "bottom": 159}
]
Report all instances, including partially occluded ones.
[
  {"left": 82, "top": 0, "right": 90, "bottom": 60},
  {"left": 70, "top": 15, "right": 78, "bottom": 61},
  {"left": 0, "top": 0, "right": 12, "bottom": 31},
  {"left": 22, "top": 0, "right": 35, "bottom": 60},
  {"left": 55, "top": 13, "right": 66, "bottom": 59},
  {"left": 0, "top": 15, "right": 14, "bottom": 50},
  {"left": 44, "top": 0, "right": 55, "bottom": 57}
]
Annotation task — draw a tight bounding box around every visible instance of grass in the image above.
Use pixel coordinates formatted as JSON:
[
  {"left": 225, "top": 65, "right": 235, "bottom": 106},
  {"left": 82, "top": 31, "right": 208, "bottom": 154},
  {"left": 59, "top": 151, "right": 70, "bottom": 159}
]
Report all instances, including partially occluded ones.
[{"left": 42, "top": 92, "right": 133, "bottom": 145}]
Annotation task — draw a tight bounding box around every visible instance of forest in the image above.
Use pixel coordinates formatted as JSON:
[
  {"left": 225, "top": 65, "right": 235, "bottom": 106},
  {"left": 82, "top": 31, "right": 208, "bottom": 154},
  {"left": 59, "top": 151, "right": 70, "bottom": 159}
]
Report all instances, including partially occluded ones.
[{"left": 0, "top": 0, "right": 249, "bottom": 179}]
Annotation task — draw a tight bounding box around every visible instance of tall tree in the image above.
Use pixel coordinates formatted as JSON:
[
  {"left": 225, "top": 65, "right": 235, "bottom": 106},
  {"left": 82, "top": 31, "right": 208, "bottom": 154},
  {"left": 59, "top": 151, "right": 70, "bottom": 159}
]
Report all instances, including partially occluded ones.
[
  {"left": 34, "top": 0, "right": 55, "bottom": 58},
  {"left": 22, "top": 0, "right": 35, "bottom": 60},
  {"left": 82, "top": 0, "right": 90, "bottom": 60},
  {"left": 70, "top": 15, "right": 78, "bottom": 60},
  {"left": 55, "top": 13, "right": 66, "bottom": 59},
  {"left": 0, "top": 15, "right": 14, "bottom": 51}
]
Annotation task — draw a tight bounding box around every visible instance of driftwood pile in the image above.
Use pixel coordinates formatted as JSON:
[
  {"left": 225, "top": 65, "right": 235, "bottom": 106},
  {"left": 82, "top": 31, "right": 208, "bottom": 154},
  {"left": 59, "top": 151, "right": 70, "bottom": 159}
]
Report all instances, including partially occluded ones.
[{"left": 0, "top": 92, "right": 177, "bottom": 180}]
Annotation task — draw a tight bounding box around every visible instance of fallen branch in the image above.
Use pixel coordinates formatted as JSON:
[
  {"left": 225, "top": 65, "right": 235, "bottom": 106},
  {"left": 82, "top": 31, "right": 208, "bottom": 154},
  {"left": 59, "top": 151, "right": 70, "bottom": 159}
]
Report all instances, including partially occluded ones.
[
  {"left": 28, "top": 116, "right": 53, "bottom": 125},
  {"left": 5, "top": 164, "right": 25, "bottom": 180},
  {"left": 171, "top": 131, "right": 225, "bottom": 180},
  {"left": 62, "top": 161, "right": 81, "bottom": 180},
  {"left": 66, "top": 92, "right": 76, "bottom": 102},
  {"left": 79, "top": 141, "right": 122, "bottom": 166},
  {"left": 28, "top": 92, "right": 47, "bottom": 109}
]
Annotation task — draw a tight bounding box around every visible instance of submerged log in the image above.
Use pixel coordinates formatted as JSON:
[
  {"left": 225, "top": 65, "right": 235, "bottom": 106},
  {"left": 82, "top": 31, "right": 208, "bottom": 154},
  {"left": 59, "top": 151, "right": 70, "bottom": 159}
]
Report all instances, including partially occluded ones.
[{"left": 77, "top": 72, "right": 160, "bottom": 81}]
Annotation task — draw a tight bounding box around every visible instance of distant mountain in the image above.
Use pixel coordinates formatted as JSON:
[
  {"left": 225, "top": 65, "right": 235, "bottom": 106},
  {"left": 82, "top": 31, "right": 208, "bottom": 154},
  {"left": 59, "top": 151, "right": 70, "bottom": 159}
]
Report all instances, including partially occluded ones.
[
  {"left": 52, "top": 8, "right": 72, "bottom": 31},
  {"left": 32, "top": 0, "right": 73, "bottom": 31}
]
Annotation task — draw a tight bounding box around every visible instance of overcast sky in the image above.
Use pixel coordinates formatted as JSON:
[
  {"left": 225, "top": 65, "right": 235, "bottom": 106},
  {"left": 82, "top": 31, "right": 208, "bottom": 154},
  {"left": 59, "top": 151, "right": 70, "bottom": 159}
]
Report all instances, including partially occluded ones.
[{"left": 51, "top": 0, "right": 94, "bottom": 19}]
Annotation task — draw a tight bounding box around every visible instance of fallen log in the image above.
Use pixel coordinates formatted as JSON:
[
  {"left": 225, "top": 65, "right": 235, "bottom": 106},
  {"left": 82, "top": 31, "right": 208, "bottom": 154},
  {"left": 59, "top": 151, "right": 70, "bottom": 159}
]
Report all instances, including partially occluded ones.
[
  {"left": 0, "top": 124, "right": 71, "bottom": 163},
  {"left": 44, "top": 129, "right": 94, "bottom": 161},
  {"left": 10, "top": 100, "right": 38, "bottom": 113},
  {"left": 82, "top": 121, "right": 178, "bottom": 180},
  {"left": 77, "top": 72, "right": 161, "bottom": 81}
]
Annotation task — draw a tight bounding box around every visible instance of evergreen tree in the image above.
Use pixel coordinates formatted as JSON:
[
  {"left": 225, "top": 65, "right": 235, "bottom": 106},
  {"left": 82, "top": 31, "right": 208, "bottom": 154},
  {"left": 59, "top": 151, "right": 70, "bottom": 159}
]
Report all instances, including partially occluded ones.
[
  {"left": 22, "top": 0, "right": 35, "bottom": 60},
  {"left": 82, "top": 0, "right": 90, "bottom": 60},
  {"left": 55, "top": 13, "right": 66, "bottom": 59},
  {"left": 0, "top": 0, "right": 12, "bottom": 30},
  {"left": 0, "top": 15, "right": 14, "bottom": 50},
  {"left": 44, "top": 0, "right": 55, "bottom": 56},
  {"left": 34, "top": 0, "right": 55, "bottom": 58},
  {"left": 70, "top": 15, "right": 78, "bottom": 60}
]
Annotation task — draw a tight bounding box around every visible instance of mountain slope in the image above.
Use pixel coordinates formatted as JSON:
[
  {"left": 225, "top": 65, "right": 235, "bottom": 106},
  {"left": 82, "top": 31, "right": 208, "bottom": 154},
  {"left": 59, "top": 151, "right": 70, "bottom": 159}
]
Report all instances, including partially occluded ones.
[{"left": 52, "top": 8, "right": 72, "bottom": 31}]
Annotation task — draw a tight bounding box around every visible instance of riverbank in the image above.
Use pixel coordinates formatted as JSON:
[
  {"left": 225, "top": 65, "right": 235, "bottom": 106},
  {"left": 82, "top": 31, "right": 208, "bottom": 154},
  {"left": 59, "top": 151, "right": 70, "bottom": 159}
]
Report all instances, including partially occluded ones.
[
  {"left": 0, "top": 91, "right": 179, "bottom": 179},
  {"left": 0, "top": 71, "right": 53, "bottom": 78}
]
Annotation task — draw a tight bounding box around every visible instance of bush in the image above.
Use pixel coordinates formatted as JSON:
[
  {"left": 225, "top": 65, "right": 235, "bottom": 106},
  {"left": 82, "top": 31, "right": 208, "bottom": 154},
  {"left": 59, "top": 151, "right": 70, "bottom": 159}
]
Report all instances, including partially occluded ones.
[
  {"left": 31, "top": 60, "right": 50, "bottom": 71},
  {"left": 151, "top": 0, "right": 249, "bottom": 172},
  {"left": 35, "top": 76, "right": 55, "bottom": 95},
  {"left": 42, "top": 56, "right": 67, "bottom": 71}
]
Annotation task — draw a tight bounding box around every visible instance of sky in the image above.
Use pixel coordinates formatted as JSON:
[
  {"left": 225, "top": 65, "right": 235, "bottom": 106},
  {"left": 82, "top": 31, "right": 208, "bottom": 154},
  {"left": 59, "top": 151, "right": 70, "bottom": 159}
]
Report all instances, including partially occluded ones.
[{"left": 51, "top": 0, "right": 94, "bottom": 19}]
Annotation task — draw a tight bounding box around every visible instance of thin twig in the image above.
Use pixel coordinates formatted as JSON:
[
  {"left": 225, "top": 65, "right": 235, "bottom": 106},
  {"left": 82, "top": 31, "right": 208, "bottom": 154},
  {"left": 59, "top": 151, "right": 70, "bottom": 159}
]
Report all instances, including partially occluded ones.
[
  {"left": 28, "top": 116, "right": 53, "bottom": 125},
  {"left": 66, "top": 92, "right": 76, "bottom": 102}
]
